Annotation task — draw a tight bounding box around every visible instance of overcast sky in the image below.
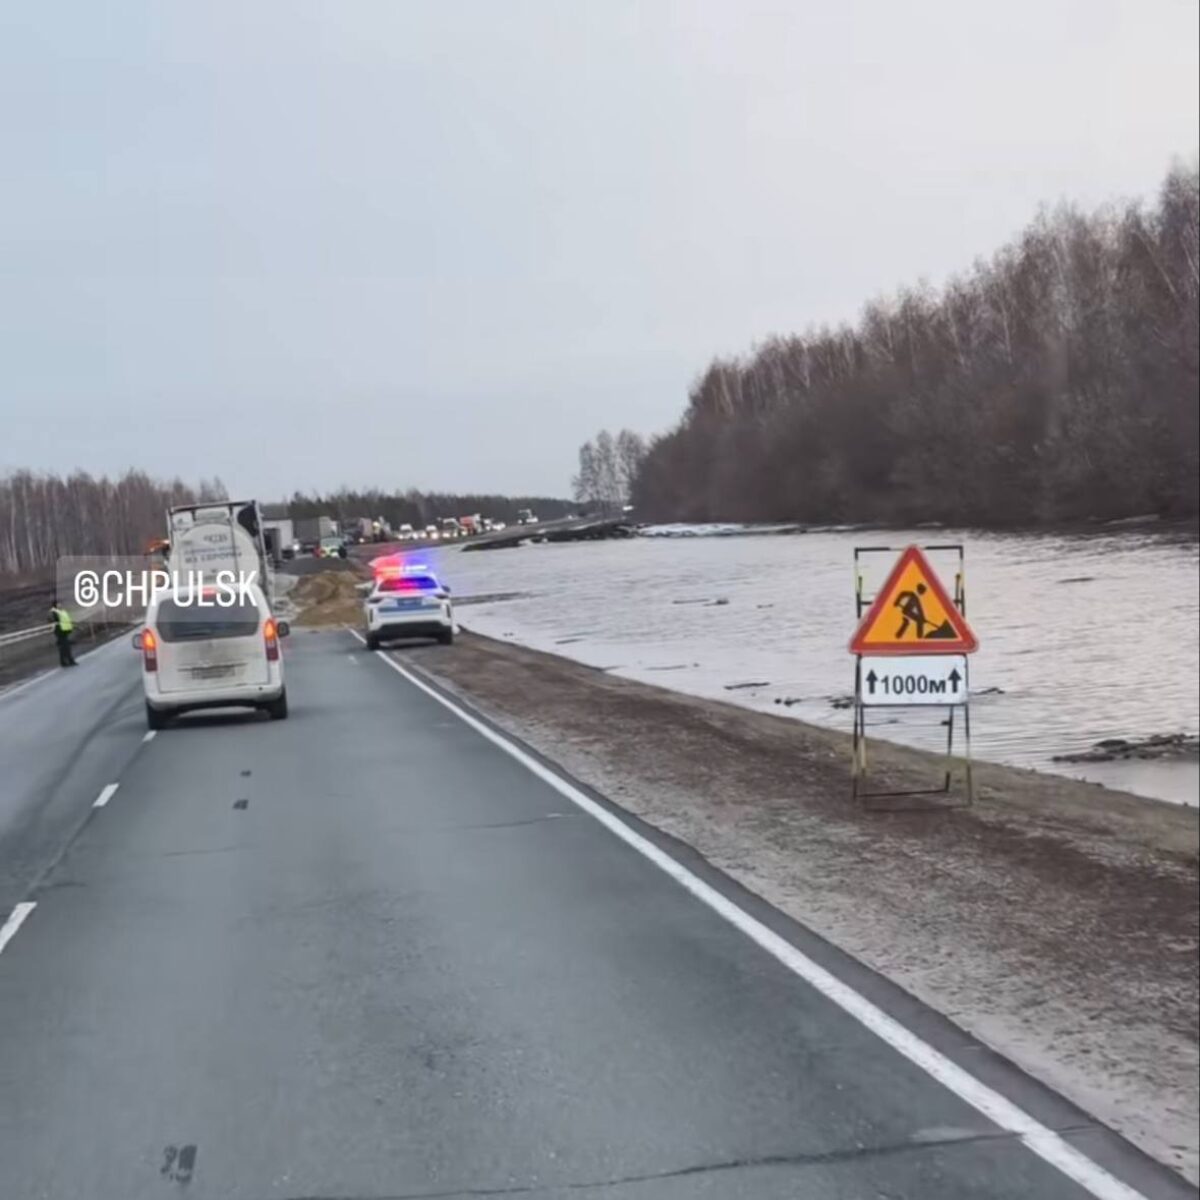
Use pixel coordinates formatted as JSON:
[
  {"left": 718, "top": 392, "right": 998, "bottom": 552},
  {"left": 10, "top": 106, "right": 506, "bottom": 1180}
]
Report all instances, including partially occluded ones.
[{"left": 2, "top": 1, "right": 1197, "bottom": 499}]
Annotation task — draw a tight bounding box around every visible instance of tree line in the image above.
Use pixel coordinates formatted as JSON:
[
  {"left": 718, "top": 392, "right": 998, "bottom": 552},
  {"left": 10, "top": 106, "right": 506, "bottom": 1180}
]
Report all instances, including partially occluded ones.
[
  {"left": 0, "top": 470, "right": 227, "bottom": 580},
  {"left": 630, "top": 163, "right": 1199, "bottom": 526},
  {"left": 0, "top": 470, "right": 576, "bottom": 582},
  {"left": 282, "top": 488, "right": 575, "bottom": 528}
]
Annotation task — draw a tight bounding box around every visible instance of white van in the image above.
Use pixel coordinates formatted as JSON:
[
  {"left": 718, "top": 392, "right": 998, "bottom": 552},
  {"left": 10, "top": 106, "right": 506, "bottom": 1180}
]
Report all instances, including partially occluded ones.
[{"left": 133, "top": 584, "right": 289, "bottom": 729}]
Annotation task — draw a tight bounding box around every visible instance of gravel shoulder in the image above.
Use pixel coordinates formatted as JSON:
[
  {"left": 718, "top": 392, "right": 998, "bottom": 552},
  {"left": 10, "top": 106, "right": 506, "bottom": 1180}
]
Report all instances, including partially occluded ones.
[{"left": 391, "top": 629, "right": 1199, "bottom": 1185}]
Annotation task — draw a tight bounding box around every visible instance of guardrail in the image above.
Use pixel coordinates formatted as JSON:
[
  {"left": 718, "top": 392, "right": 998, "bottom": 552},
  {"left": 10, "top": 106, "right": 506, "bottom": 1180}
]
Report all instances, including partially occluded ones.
[
  {"left": 0, "top": 605, "right": 124, "bottom": 661},
  {"left": 0, "top": 624, "right": 50, "bottom": 649}
]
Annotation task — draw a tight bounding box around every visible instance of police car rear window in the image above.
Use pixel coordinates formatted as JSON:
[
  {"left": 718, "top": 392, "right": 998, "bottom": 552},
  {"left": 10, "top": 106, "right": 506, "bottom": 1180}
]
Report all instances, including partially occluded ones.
[
  {"left": 155, "top": 597, "right": 261, "bottom": 642},
  {"left": 378, "top": 575, "right": 439, "bottom": 592}
]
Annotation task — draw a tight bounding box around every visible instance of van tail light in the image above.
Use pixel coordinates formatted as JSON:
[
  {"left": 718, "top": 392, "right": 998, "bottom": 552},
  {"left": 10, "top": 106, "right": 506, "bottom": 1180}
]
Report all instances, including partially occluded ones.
[
  {"left": 264, "top": 618, "right": 280, "bottom": 662},
  {"left": 142, "top": 628, "right": 158, "bottom": 673}
]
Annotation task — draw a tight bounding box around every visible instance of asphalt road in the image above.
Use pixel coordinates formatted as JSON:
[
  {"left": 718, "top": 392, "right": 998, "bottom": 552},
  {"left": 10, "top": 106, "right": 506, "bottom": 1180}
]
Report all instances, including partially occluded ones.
[{"left": 0, "top": 632, "right": 1189, "bottom": 1199}]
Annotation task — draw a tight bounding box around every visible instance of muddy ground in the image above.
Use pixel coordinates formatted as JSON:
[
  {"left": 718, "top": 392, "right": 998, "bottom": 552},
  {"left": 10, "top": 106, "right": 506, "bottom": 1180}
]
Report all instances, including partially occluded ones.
[
  {"left": 285, "top": 566, "right": 366, "bottom": 627},
  {"left": 374, "top": 628, "right": 1199, "bottom": 1184}
]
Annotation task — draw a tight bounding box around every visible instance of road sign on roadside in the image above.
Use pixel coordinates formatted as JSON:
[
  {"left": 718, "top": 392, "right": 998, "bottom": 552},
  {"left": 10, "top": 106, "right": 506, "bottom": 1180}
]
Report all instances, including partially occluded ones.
[
  {"left": 858, "top": 654, "right": 967, "bottom": 706},
  {"left": 849, "top": 545, "right": 977, "bottom": 656},
  {"left": 849, "top": 543, "right": 976, "bottom": 809}
]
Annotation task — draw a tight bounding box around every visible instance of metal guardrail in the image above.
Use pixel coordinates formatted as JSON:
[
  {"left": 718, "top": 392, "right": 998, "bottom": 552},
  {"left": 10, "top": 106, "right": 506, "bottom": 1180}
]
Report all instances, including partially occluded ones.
[
  {"left": 0, "top": 624, "right": 51, "bottom": 649},
  {"left": 0, "top": 604, "right": 116, "bottom": 653}
]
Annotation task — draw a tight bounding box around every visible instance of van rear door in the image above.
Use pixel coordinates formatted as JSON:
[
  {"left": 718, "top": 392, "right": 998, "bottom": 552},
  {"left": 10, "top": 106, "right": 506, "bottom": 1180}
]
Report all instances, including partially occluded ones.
[{"left": 153, "top": 597, "right": 269, "bottom": 693}]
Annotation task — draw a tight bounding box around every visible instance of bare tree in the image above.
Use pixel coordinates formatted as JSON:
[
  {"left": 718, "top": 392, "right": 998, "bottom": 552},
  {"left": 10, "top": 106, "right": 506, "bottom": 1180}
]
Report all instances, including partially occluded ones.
[
  {"left": 572, "top": 440, "right": 599, "bottom": 506},
  {"left": 615, "top": 430, "right": 647, "bottom": 503},
  {"left": 591, "top": 431, "right": 621, "bottom": 510}
]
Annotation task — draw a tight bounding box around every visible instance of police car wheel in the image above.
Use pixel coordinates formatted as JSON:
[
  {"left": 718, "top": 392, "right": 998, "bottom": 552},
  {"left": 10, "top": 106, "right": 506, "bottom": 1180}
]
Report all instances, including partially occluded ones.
[
  {"left": 366, "top": 634, "right": 381, "bottom": 651},
  {"left": 437, "top": 629, "right": 454, "bottom": 646}
]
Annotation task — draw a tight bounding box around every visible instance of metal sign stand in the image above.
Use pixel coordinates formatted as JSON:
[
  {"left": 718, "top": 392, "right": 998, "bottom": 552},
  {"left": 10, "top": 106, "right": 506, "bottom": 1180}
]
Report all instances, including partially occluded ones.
[{"left": 851, "top": 544, "right": 974, "bottom": 810}]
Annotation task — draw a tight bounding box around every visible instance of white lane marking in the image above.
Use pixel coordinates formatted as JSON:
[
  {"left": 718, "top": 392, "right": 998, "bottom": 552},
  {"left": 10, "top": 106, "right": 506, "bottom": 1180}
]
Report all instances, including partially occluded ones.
[
  {"left": 0, "top": 669, "right": 54, "bottom": 704},
  {"left": 353, "top": 629, "right": 1149, "bottom": 1200},
  {"left": 93, "top": 783, "right": 120, "bottom": 809},
  {"left": 348, "top": 654, "right": 359, "bottom": 666},
  {"left": 142, "top": 730, "right": 157, "bottom": 743},
  {"left": 0, "top": 634, "right": 127, "bottom": 706},
  {"left": 0, "top": 902, "right": 36, "bottom": 957}
]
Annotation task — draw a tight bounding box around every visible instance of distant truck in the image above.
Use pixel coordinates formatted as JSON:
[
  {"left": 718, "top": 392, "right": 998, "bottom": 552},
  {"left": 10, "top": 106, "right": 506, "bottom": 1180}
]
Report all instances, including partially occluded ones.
[
  {"left": 262, "top": 517, "right": 295, "bottom": 563},
  {"left": 263, "top": 527, "right": 284, "bottom": 566},
  {"left": 294, "top": 515, "right": 335, "bottom": 548},
  {"left": 166, "top": 500, "right": 273, "bottom": 604},
  {"left": 458, "top": 514, "right": 483, "bottom": 536},
  {"left": 517, "top": 508, "right": 538, "bottom": 526},
  {"left": 348, "top": 517, "right": 374, "bottom": 543},
  {"left": 440, "top": 517, "right": 463, "bottom": 539}
]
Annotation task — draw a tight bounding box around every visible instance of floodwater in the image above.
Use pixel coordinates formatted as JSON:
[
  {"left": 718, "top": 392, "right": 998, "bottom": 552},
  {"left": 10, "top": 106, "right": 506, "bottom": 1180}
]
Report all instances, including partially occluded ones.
[{"left": 430, "top": 526, "right": 1200, "bottom": 806}]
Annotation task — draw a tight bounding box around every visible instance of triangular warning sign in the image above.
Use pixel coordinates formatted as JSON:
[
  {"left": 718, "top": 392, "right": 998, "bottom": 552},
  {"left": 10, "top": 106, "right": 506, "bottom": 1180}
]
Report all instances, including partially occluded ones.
[{"left": 850, "top": 545, "right": 978, "bottom": 655}]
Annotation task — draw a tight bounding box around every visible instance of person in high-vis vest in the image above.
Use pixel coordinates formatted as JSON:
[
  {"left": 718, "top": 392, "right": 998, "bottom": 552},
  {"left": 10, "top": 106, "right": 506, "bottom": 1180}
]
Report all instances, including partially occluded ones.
[{"left": 48, "top": 599, "right": 77, "bottom": 667}]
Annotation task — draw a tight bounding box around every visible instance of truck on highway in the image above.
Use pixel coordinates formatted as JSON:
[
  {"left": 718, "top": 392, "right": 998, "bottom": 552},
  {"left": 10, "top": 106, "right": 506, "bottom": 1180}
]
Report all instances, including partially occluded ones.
[
  {"left": 347, "top": 517, "right": 374, "bottom": 543},
  {"left": 262, "top": 527, "right": 284, "bottom": 567},
  {"left": 262, "top": 516, "right": 294, "bottom": 563},
  {"left": 294, "top": 515, "right": 335, "bottom": 551},
  {"left": 517, "top": 508, "right": 538, "bottom": 526},
  {"left": 166, "top": 500, "right": 273, "bottom": 604}
]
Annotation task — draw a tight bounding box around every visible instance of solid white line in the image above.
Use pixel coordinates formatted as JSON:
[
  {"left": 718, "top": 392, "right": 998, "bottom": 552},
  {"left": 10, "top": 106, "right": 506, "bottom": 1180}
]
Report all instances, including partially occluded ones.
[
  {"left": 0, "top": 633, "right": 127, "bottom": 705},
  {"left": 0, "top": 902, "right": 36, "bottom": 957},
  {"left": 353, "top": 628, "right": 1149, "bottom": 1200},
  {"left": 0, "top": 668, "right": 54, "bottom": 704},
  {"left": 93, "top": 783, "right": 120, "bottom": 809},
  {"left": 347, "top": 654, "right": 359, "bottom": 666},
  {"left": 142, "top": 730, "right": 157, "bottom": 743}
]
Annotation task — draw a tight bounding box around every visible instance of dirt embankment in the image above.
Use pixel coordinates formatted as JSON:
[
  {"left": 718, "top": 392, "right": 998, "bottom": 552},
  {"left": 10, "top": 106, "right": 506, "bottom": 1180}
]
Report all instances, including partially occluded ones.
[
  {"left": 393, "top": 629, "right": 1200, "bottom": 1184},
  {"left": 287, "top": 565, "right": 369, "bottom": 627}
]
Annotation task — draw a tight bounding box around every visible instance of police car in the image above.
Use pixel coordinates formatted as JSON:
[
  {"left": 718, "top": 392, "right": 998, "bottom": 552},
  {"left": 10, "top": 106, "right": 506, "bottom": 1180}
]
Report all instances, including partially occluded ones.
[{"left": 364, "top": 564, "right": 454, "bottom": 649}]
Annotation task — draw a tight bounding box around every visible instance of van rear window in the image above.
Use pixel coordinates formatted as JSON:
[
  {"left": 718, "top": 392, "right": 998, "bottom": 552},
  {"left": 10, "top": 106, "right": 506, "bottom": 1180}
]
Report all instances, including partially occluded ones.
[{"left": 155, "top": 598, "right": 261, "bottom": 642}]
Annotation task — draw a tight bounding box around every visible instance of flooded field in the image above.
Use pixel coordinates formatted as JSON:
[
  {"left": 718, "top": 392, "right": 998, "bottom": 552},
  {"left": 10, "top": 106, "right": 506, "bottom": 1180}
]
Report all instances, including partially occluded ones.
[{"left": 430, "top": 526, "right": 1199, "bottom": 806}]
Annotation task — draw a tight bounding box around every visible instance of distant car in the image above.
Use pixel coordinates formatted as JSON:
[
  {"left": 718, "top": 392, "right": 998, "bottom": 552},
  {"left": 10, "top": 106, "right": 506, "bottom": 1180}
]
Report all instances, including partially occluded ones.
[
  {"left": 134, "top": 581, "right": 289, "bottom": 729},
  {"left": 364, "top": 567, "right": 454, "bottom": 649},
  {"left": 517, "top": 509, "right": 538, "bottom": 525},
  {"left": 397, "top": 523, "right": 415, "bottom": 540},
  {"left": 318, "top": 536, "right": 347, "bottom": 558},
  {"left": 424, "top": 524, "right": 440, "bottom": 541}
]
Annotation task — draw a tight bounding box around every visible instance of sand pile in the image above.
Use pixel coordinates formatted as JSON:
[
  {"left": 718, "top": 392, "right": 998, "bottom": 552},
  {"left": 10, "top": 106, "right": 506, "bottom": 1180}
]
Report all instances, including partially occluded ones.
[{"left": 292, "top": 570, "right": 369, "bottom": 627}]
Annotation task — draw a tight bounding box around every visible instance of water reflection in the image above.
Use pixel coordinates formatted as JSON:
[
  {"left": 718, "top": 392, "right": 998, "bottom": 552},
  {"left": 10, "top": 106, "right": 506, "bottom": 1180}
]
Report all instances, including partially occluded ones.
[{"left": 445, "top": 527, "right": 1200, "bottom": 806}]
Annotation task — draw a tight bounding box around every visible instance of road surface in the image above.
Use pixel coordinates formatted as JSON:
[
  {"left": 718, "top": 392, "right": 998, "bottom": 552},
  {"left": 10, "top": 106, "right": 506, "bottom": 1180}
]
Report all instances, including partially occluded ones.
[{"left": 0, "top": 633, "right": 1190, "bottom": 1199}]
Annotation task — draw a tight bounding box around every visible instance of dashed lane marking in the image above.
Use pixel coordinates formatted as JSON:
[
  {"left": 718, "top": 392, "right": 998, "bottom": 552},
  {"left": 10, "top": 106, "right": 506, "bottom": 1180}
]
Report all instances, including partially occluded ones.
[{"left": 93, "top": 783, "right": 120, "bottom": 809}]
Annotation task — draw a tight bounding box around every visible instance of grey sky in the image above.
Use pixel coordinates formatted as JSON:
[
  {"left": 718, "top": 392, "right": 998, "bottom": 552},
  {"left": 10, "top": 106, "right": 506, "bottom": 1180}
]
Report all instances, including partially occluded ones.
[{"left": 2, "top": 1, "right": 1197, "bottom": 499}]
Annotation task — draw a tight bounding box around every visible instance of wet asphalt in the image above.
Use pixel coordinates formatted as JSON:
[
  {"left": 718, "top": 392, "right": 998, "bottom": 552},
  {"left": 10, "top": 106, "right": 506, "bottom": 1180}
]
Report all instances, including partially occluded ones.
[{"left": 0, "top": 631, "right": 1188, "bottom": 1199}]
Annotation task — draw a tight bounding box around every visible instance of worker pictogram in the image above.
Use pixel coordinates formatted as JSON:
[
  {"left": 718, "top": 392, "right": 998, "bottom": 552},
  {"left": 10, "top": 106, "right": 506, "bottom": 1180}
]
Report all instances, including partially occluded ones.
[{"left": 849, "top": 545, "right": 977, "bottom": 655}]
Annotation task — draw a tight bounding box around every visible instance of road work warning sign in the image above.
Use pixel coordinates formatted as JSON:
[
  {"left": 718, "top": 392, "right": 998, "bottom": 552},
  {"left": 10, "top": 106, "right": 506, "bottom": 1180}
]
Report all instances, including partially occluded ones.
[{"left": 849, "top": 545, "right": 978, "bottom": 655}]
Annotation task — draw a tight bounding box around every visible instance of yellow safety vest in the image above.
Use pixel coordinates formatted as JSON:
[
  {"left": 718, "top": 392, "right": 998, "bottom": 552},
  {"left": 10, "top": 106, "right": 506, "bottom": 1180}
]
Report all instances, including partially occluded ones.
[{"left": 53, "top": 607, "right": 74, "bottom": 634}]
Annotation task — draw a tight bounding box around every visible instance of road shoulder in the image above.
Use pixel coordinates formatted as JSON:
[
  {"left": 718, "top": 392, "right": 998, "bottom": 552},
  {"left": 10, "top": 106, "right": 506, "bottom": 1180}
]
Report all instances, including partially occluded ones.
[{"left": 389, "top": 629, "right": 1199, "bottom": 1186}]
